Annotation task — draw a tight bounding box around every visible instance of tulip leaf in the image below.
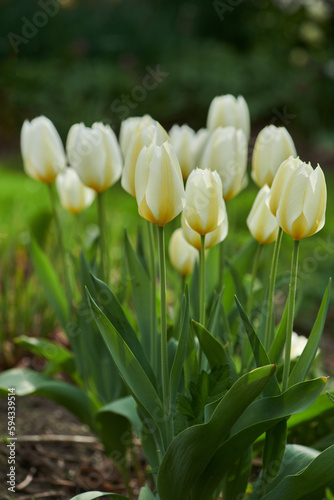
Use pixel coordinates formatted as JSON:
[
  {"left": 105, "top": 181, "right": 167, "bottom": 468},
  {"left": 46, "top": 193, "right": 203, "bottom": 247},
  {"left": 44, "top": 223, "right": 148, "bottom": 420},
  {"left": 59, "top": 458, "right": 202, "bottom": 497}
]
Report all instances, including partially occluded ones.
[
  {"left": 30, "top": 238, "right": 69, "bottom": 328},
  {"left": 69, "top": 492, "right": 129, "bottom": 500},
  {"left": 0, "top": 368, "right": 96, "bottom": 427},
  {"left": 87, "top": 291, "right": 166, "bottom": 449},
  {"left": 269, "top": 289, "right": 290, "bottom": 363},
  {"left": 261, "top": 444, "right": 334, "bottom": 500},
  {"left": 235, "top": 296, "right": 280, "bottom": 396},
  {"left": 138, "top": 485, "right": 156, "bottom": 500},
  {"left": 192, "top": 377, "right": 327, "bottom": 500},
  {"left": 289, "top": 278, "right": 331, "bottom": 386},
  {"left": 157, "top": 364, "right": 276, "bottom": 500},
  {"left": 14, "top": 335, "right": 73, "bottom": 366},
  {"left": 169, "top": 285, "right": 190, "bottom": 407},
  {"left": 124, "top": 231, "right": 152, "bottom": 358},
  {"left": 222, "top": 447, "right": 253, "bottom": 500},
  {"left": 90, "top": 273, "right": 155, "bottom": 385}
]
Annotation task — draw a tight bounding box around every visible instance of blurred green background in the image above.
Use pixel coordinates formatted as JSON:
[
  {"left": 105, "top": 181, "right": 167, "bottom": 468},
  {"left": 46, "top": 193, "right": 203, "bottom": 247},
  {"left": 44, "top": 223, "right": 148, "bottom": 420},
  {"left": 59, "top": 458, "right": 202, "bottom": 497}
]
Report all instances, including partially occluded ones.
[{"left": 0, "top": 0, "right": 333, "bottom": 369}]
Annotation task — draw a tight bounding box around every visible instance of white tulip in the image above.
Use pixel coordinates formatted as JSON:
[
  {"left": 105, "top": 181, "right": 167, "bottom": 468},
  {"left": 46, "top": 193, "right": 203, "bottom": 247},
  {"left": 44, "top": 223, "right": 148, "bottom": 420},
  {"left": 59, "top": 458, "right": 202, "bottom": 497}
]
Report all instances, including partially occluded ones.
[
  {"left": 247, "top": 185, "right": 279, "bottom": 244},
  {"left": 207, "top": 94, "right": 250, "bottom": 140},
  {"left": 200, "top": 126, "right": 248, "bottom": 201},
  {"left": 181, "top": 213, "right": 228, "bottom": 251},
  {"left": 251, "top": 125, "right": 297, "bottom": 188},
  {"left": 169, "top": 228, "right": 198, "bottom": 275},
  {"left": 121, "top": 119, "right": 169, "bottom": 197},
  {"left": 119, "top": 115, "right": 154, "bottom": 159},
  {"left": 135, "top": 141, "right": 185, "bottom": 226},
  {"left": 56, "top": 167, "right": 95, "bottom": 214},
  {"left": 284, "top": 332, "right": 320, "bottom": 359},
  {"left": 269, "top": 156, "right": 304, "bottom": 216},
  {"left": 169, "top": 125, "right": 210, "bottom": 180},
  {"left": 67, "top": 122, "right": 122, "bottom": 193},
  {"left": 21, "top": 116, "right": 66, "bottom": 183}
]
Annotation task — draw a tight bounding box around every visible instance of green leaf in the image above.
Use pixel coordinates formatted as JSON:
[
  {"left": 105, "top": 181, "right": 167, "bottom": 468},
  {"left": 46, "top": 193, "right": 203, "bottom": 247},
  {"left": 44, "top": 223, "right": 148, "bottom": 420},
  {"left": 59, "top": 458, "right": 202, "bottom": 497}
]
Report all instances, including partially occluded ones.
[
  {"left": 124, "top": 231, "right": 151, "bottom": 357},
  {"left": 97, "top": 396, "right": 142, "bottom": 437},
  {"left": 289, "top": 278, "right": 331, "bottom": 386},
  {"left": 157, "top": 364, "right": 276, "bottom": 500},
  {"left": 261, "top": 444, "right": 334, "bottom": 500},
  {"left": 30, "top": 239, "right": 69, "bottom": 328},
  {"left": 269, "top": 289, "right": 290, "bottom": 364},
  {"left": 15, "top": 335, "right": 73, "bottom": 366},
  {"left": 194, "top": 377, "right": 327, "bottom": 500},
  {"left": 90, "top": 273, "right": 155, "bottom": 385},
  {"left": 192, "top": 320, "right": 237, "bottom": 382},
  {"left": 169, "top": 286, "right": 190, "bottom": 407},
  {"left": 138, "top": 484, "right": 156, "bottom": 500},
  {"left": 0, "top": 369, "right": 96, "bottom": 427},
  {"left": 88, "top": 292, "right": 166, "bottom": 449},
  {"left": 222, "top": 447, "right": 252, "bottom": 500},
  {"left": 69, "top": 492, "right": 129, "bottom": 500},
  {"left": 235, "top": 297, "right": 280, "bottom": 396}
]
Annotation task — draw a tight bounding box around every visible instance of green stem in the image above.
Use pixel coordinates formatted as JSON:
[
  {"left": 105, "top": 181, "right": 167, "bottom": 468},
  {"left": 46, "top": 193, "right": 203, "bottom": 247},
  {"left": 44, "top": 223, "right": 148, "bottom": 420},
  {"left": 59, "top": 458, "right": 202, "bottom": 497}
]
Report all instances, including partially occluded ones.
[
  {"left": 264, "top": 226, "right": 283, "bottom": 351},
  {"left": 247, "top": 243, "right": 263, "bottom": 316},
  {"left": 147, "top": 221, "right": 157, "bottom": 373},
  {"left": 199, "top": 234, "right": 206, "bottom": 367},
  {"left": 97, "top": 191, "right": 108, "bottom": 283},
  {"left": 218, "top": 240, "right": 225, "bottom": 292},
  {"left": 48, "top": 184, "right": 72, "bottom": 310},
  {"left": 158, "top": 226, "right": 169, "bottom": 429},
  {"left": 282, "top": 239, "right": 300, "bottom": 392}
]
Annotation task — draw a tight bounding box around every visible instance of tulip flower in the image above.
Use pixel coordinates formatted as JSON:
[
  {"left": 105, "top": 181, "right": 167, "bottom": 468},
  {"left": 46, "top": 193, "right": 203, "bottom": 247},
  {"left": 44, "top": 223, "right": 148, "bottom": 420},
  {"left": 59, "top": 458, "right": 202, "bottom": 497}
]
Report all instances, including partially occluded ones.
[
  {"left": 169, "top": 228, "right": 198, "bottom": 275},
  {"left": 184, "top": 168, "right": 226, "bottom": 235},
  {"left": 169, "top": 124, "right": 209, "bottom": 180},
  {"left": 181, "top": 213, "right": 228, "bottom": 251},
  {"left": 251, "top": 125, "right": 297, "bottom": 188},
  {"left": 247, "top": 185, "right": 279, "bottom": 245},
  {"left": 119, "top": 114, "right": 154, "bottom": 159},
  {"left": 200, "top": 127, "right": 248, "bottom": 201},
  {"left": 56, "top": 167, "right": 95, "bottom": 214},
  {"left": 269, "top": 156, "right": 304, "bottom": 216},
  {"left": 122, "top": 119, "right": 169, "bottom": 197},
  {"left": 135, "top": 141, "right": 185, "bottom": 226},
  {"left": 276, "top": 162, "right": 327, "bottom": 241},
  {"left": 67, "top": 122, "right": 122, "bottom": 193},
  {"left": 207, "top": 94, "right": 250, "bottom": 140},
  {"left": 21, "top": 116, "right": 66, "bottom": 183}
]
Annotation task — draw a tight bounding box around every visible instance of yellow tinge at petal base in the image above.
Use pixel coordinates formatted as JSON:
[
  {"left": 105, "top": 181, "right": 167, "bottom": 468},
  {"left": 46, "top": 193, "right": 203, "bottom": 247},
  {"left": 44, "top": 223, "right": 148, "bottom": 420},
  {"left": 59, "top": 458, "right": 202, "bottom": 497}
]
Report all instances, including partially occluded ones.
[
  {"left": 169, "top": 228, "right": 198, "bottom": 275},
  {"left": 247, "top": 185, "right": 279, "bottom": 244},
  {"left": 276, "top": 162, "right": 327, "bottom": 240}
]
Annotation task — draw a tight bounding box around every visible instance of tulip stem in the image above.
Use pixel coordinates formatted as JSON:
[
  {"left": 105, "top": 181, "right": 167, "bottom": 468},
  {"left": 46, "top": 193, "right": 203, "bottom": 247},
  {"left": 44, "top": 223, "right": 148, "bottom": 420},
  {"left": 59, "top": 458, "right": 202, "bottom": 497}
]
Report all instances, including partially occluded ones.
[
  {"left": 199, "top": 234, "right": 206, "bottom": 367},
  {"left": 247, "top": 243, "right": 263, "bottom": 316},
  {"left": 147, "top": 221, "right": 157, "bottom": 374},
  {"left": 282, "top": 239, "right": 300, "bottom": 392},
  {"left": 218, "top": 240, "right": 225, "bottom": 292},
  {"left": 97, "top": 191, "right": 108, "bottom": 283},
  {"left": 264, "top": 226, "right": 283, "bottom": 352},
  {"left": 158, "top": 225, "right": 170, "bottom": 437},
  {"left": 48, "top": 184, "right": 72, "bottom": 311}
]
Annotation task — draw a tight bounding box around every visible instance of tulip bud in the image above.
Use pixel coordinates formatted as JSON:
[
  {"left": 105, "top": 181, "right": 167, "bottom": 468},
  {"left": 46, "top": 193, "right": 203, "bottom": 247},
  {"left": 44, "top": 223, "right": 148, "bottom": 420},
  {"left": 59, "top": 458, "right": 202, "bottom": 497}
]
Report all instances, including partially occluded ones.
[
  {"left": 121, "top": 119, "right": 169, "bottom": 197},
  {"left": 251, "top": 125, "right": 297, "bottom": 188},
  {"left": 56, "top": 167, "right": 95, "bottom": 214},
  {"left": 283, "top": 332, "right": 320, "bottom": 359},
  {"left": 21, "top": 116, "right": 66, "bottom": 183},
  {"left": 200, "top": 127, "right": 248, "bottom": 201},
  {"left": 169, "top": 124, "right": 210, "bottom": 180},
  {"left": 269, "top": 156, "right": 304, "bottom": 216},
  {"left": 67, "top": 122, "right": 122, "bottom": 193},
  {"left": 181, "top": 213, "right": 228, "bottom": 251},
  {"left": 184, "top": 168, "right": 226, "bottom": 235},
  {"left": 207, "top": 94, "right": 250, "bottom": 140},
  {"left": 247, "top": 185, "right": 279, "bottom": 244},
  {"left": 119, "top": 115, "right": 154, "bottom": 159},
  {"left": 135, "top": 141, "right": 185, "bottom": 226},
  {"left": 169, "top": 228, "right": 198, "bottom": 275},
  {"left": 276, "top": 162, "right": 327, "bottom": 240}
]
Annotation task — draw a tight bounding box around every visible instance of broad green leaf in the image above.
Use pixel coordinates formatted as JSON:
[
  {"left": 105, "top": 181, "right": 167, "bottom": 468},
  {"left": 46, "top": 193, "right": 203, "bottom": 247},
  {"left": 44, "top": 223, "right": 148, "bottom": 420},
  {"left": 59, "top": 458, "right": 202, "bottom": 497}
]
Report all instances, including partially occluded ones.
[
  {"left": 260, "top": 420, "right": 287, "bottom": 492},
  {"left": 235, "top": 297, "right": 280, "bottom": 396},
  {"left": 88, "top": 292, "right": 166, "bottom": 449},
  {"left": 69, "top": 492, "right": 129, "bottom": 500},
  {"left": 183, "top": 324, "right": 198, "bottom": 391},
  {"left": 139, "top": 484, "right": 156, "bottom": 500},
  {"left": 124, "top": 231, "right": 151, "bottom": 357},
  {"left": 157, "top": 364, "right": 276, "bottom": 500},
  {"left": 287, "top": 391, "right": 334, "bottom": 428},
  {"left": 222, "top": 447, "right": 252, "bottom": 500},
  {"left": 96, "top": 396, "right": 142, "bottom": 436},
  {"left": 262, "top": 444, "right": 334, "bottom": 500},
  {"left": 194, "top": 377, "right": 326, "bottom": 500},
  {"left": 90, "top": 273, "right": 155, "bottom": 385},
  {"left": 289, "top": 279, "right": 331, "bottom": 386},
  {"left": 169, "top": 286, "right": 190, "bottom": 406},
  {"left": 30, "top": 239, "right": 69, "bottom": 327},
  {"left": 0, "top": 368, "right": 96, "bottom": 427},
  {"left": 15, "top": 335, "right": 73, "bottom": 366},
  {"left": 192, "top": 320, "right": 237, "bottom": 383}
]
